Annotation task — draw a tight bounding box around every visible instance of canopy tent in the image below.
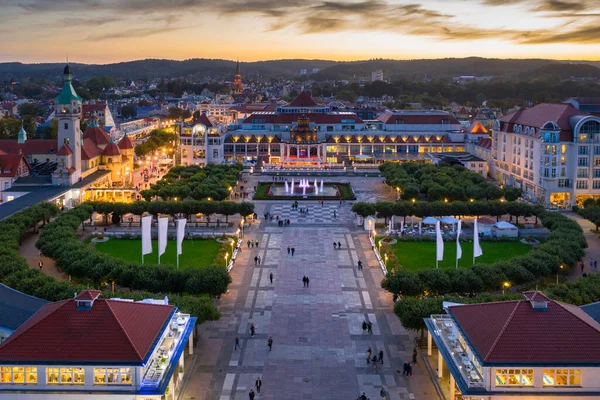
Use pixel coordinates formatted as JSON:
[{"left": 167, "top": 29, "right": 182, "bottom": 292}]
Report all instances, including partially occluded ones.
[
  {"left": 440, "top": 216, "right": 459, "bottom": 225},
  {"left": 422, "top": 216, "right": 439, "bottom": 225}
]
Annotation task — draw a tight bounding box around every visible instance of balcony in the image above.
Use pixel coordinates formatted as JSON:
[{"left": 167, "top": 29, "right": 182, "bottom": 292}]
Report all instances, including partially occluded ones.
[{"left": 429, "top": 315, "right": 485, "bottom": 389}]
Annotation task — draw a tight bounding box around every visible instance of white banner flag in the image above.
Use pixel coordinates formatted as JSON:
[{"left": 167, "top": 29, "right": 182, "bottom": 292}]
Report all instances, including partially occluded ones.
[
  {"left": 456, "top": 220, "right": 462, "bottom": 260},
  {"left": 176, "top": 219, "right": 186, "bottom": 256},
  {"left": 141, "top": 215, "right": 153, "bottom": 256},
  {"left": 436, "top": 220, "right": 444, "bottom": 261},
  {"left": 473, "top": 219, "right": 483, "bottom": 259},
  {"left": 158, "top": 217, "right": 168, "bottom": 257}
]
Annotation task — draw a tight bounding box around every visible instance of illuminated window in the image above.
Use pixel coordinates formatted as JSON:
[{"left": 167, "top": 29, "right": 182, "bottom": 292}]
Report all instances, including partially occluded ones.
[
  {"left": 60, "top": 368, "right": 73, "bottom": 384},
  {"left": 543, "top": 369, "right": 581, "bottom": 386},
  {"left": 94, "top": 367, "right": 132, "bottom": 385},
  {"left": 26, "top": 367, "right": 37, "bottom": 384},
  {"left": 73, "top": 368, "right": 84, "bottom": 385},
  {"left": 495, "top": 369, "right": 534, "bottom": 386},
  {"left": 47, "top": 368, "right": 59, "bottom": 384},
  {"left": 120, "top": 368, "right": 132, "bottom": 384}
]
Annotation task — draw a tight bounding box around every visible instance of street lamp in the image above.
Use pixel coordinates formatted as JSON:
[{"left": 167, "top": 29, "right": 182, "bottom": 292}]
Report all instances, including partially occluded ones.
[
  {"left": 502, "top": 281, "right": 510, "bottom": 294},
  {"left": 384, "top": 253, "right": 388, "bottom": 265},
  {"left": 225, "top": 252, "right": 229, "bottom": 267},
  {"left": 556, "top": 265, "right": 564, "bottom": 285},
  {"left": 241, "top": 218, "right": 245, "bottom": 237}
]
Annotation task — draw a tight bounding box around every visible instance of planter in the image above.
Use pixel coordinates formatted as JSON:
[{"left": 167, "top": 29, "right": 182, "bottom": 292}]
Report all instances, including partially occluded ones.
[
  {"left": 380, "top": 238, "right": 397, "bottom": 245},
  {"left": 216, "top": 237, "right": 234, "bottom": 244},
  {"left": 91, "top": 237, "right": 110, "bottom": 244},
  {"left": 520, "top": 238, "right": 540, "bottom": 245}
]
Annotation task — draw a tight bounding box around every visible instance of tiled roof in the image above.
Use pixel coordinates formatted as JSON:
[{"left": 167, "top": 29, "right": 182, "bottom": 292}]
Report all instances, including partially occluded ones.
[
  {"left": 103, "top": 142, "right": 121, "bottom": 157},
  {"left": 244, "top": 112, "right": 363, "bottom": 125},
  {"left": 0, "top": 154, "right": 28, "bottom": 178},
  {"left": 195, "top": 113, "right": 213, "bottom": 127},
  {"left": 0, "top": 283, "right": 48, "bottom": 331},
  {"left": 117, "top": 134, "right": 134, "bottom": 150},
  {"left": 500, "top": 103, "right": 585, "bottom": 134},
  {"left": 286, "top": 91, "right": 318, "bottom": 107},
  {"left": 83, "top": 126, "right": 111, "bottom": 146},
  {"left": 448, "top": 293, "right": 600, "bottom": 364},
  {"left": 81, "top": 138, "right": 102, "bottom": 160},
  {"left": 475, "top": 138, "right": 492, "bottom": 149},
  {"left": 0, "top": 298, "right": 174, "bottom": 363},
  {"left": 376, "top": 111, "right": 460, "bottom": 125},
  {"left": 0, "top": 140, "right": 58, "bottom": 157},
  {"left": 56, "top": 144, "right": 72, "bottom": 156},
  {"left": 75, "top": 290, "right": 101, "bottom": 300}
]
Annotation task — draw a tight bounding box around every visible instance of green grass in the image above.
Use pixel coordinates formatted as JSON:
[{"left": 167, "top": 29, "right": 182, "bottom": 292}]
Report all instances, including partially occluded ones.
[
  {"left": 253, "top": 182, "right": 355, "bottom": 200},
  {"left": 383, "top": 241, "right": 533, "bottom": 272},
  {"left": 95, "top": 239, "right": 225, "bottom": 268}
]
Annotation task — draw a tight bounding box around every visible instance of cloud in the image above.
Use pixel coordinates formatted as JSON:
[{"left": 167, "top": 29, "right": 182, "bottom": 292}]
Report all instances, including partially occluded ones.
[
  {"left": 85, "top": 25, "right": 188, "bottom": 41},
  {"left": 60, "top": 17, "right": 122, "bottom": 26}
]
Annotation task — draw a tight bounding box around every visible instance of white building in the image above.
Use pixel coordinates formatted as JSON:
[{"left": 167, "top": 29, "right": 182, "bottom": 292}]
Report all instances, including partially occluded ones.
[
  {"left": 371, "top": 70, "right": 384, "bottom": 82},
  {"left": 0, "top": 290, "right": 196, "bottom": 400},
  {"left": 492, "top": 103, "right": 600, "bottom": 207},
  {"left": 425, "top": 292, "right": 600, "bottom": 399}
]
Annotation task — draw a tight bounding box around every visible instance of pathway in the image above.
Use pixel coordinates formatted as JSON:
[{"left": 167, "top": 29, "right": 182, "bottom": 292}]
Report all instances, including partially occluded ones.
[
  {"left": 19, "top": 232, "right": 68, "bottom": 281},
  {"left": 566, "top": 212, "right": 600, "bottom": 280},
  {"left": 179, "top": 200, "right": 441, "bottom": 400}
]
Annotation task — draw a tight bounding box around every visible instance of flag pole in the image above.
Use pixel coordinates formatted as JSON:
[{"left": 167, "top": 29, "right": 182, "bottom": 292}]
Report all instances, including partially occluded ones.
[
  {"left": 456, "top": 253, "right": 458, "bottom": 269},
  {"left": 177, "top": 254, "right": 179, "bottom": 269}
]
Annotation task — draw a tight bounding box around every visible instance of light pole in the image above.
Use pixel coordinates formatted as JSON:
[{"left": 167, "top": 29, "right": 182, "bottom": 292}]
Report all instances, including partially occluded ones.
[
  {"left": 225, "top": 252, "right": 229, "bottom": 268},
  {"left": 241, "top": 218, "right": 245, "bottom": 238},
  {"left": 502, "top": 281, "right": 510, "bottom": 295},
  {"left": 556, "top": 265, "right": 564, "bottom": 285}
]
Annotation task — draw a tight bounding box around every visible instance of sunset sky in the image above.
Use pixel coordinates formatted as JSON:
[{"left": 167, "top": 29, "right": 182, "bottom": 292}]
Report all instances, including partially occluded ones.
[{"left": 2, "top": 0, "right": 600, "bottom": 64}]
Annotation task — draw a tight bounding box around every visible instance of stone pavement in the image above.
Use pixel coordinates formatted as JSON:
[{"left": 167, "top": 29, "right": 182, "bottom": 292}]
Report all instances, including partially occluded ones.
[
  {"left": 19, "top": 232, "right": 68, "bottom": 281},
  {"left": 566, "top": 212, "right": 600, "bottom": 280},
  {"left": 179, "top": 200, "right": 441, "bottom": 400}
]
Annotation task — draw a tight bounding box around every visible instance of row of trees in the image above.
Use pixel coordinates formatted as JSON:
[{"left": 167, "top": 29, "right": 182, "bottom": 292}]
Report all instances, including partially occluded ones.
[
  {"left": 86, "top": 200, "right": 255, "bottom": 224},
  {"left": 0, "top": 203, "right": 219, "bottom": 321},
  {"left": 37, "top": 205, "right": 232, "bottom": 297},
  {"left": 134, "top": 129, "right": 177, "bottom": 158},
  {"left": 352, "top": 200, "right": 544, "bottom": 225},
  {"left": 381, "top": 212, "right": 586, "bottom": 296},
  {"left": 141, "top": 164, "right": 244, "bottom": 202},
  {"left": 379, "top": 163, "right": 522, "bottom": 202}
]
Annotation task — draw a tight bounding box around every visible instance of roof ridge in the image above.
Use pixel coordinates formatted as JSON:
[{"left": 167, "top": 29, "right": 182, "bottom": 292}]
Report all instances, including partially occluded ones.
[
  {"left": 483, "top": 300, "right": 521, "bottom": 361},
  {"left": 104, "top": 300, "right": 144, "bottom": 361},
  {"left": 554, "top": 300, "right": 600, "bottom": 333}
]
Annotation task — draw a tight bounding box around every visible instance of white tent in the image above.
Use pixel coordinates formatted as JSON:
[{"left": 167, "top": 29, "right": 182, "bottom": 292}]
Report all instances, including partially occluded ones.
[
  {"left": 422, "top": 216, "right": 439, "bottom": 225},
  {"left": 440, "top": 216, "right": 459, "bottom": 225}
]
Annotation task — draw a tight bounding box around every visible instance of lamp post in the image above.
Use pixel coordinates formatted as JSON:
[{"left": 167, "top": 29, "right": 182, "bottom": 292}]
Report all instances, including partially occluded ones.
[
  {"left": 556, "top": 265, "right": 564, "bottom": 285},
  {"left": 225, "top": 252, "right": 229, "bottom": 268},
  {"left": 241, "top": 218, "right": 245, "bottom": 238},
  {"left": 502, "top": 281, "right": 510, "bottom": 295}
]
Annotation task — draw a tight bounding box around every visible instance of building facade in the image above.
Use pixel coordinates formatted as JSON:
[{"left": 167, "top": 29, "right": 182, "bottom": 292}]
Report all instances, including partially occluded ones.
[
  {"left": 425, "top": 292, "right": 600, "bottom": 399},
  {"left": 0, "top": 290, "right": 196, "bottom": 400},
  {"left": 492, "top": 103, "right": 600, "bottom": 207}
]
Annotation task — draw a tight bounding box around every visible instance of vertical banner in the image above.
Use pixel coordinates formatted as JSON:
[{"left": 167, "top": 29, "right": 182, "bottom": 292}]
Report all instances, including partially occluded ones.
[
  {"left": 473, "top": 219, "right": 483, "bottom": 264},
  {"left": 141, "top": 215, "right": 153, "bottom": 264},
  {"left": 158, "top": 217, "right": 168, "bottom": 265},
  {"left": 456, "top": 220, "right": 462, "bottom": 269},
  {"left": 435, "top": 220, "right": 444, "bottom": 269},
  {"left": 176, "top": 219, "right": 186, "bottom": 268}
]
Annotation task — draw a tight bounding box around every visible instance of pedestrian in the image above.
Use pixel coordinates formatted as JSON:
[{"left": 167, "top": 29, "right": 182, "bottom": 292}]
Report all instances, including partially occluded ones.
[
  {"left": 379, "top": 350, "right": 384, "bottom": 364},
  {"left": 590, "top": 259, "right": 594, "bottom": 269},
  {"left": 380, "top": 387, "right": 387, "bottom": 399},
  {"left": 372, "top": 355, "right": 378, "bottom": 368},
  {"left": 595, "top": 260, "right": 598, "bottom": 271},
  {"left": 333, "top": 210, "right": 337, "bottom": 219},
  {"left": 251, "top": 241, "right": 254, "bottom": 248},
  {"left": 360, "top": 393, "right": 367, "bottom": 400},
  {"left": 269, "top": 272, "right": 273, "bottom": 284},
  {"left": 333, "top": 242, "right": 337, "bottom": 249},
  {"left": 267, "top": 336, "right": 273, "bottom": 351},
  {"left": 306, "top": 276, "right": 310, "bottom": 287},
  {"left": 254, "top": 256, "right": 258, "bottom": 266},
  {"left": 358, "top": 260, "right": 363, "bottom": 270},
  {"left": 250, "top": 323, "right": 256, "bottom": 337},
  {"left": 402, "top": 362, "right": 408, "bottom": 376},
  {"left": 362, "top": 320, "right": 367, "bottom": 334},
  {"left": 393, "top": 293, "right": 398, "bottom": 303},
  {"left": 291, "top": 247, "right": 295, "bottom": 256},
  {"left": 412, "top": 347, "right": 418, "bottom": 364},
  {"left": 366, "top": 350, "right": 371, "bottom": 364},
  {"left": 338, "top": 241, "right": 341, "bottom": 249},
  {"left": 258, "top": 256, "right": 261, "bottom": 265},
  {"left": 249, "top": 388, "right": 255, "bottom": 400},
  {"left": 303, "top": 276, "right": 307, "bottom": 287},
  {"left": 256, "top": 240, "right": 259, "bottom": 247},
  {"left": 581, "top": 262, "right": 585, "bottom": 273},
  {"left": 407, "top": 363, "right": 413, "bottom": 376},
  {"left": 287, "top": 247, "right": 290, "bottom": 255},
  {"left": 235, "top": 336, "right": 240, "bottom": 350},
  {"left": 367, "top": 321, "right": 373, "bottom": 334}
]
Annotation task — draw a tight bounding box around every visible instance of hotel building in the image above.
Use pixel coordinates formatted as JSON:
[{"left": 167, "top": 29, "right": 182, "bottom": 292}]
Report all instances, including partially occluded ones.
[
  {"left": 424, "top": 292, "right": 600, "bottom": 399},
  {"left": 0, "top": 290, "right": 196, "bottom": 400}
]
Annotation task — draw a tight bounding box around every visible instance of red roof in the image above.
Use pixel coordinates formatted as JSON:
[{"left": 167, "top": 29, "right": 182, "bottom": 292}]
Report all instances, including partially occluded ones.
[
  {"left": 103, "top": 142, "right": 121, "bottom": 157},
  {"left": 75, "top": 289, "right": 101, "bottom": 300},
  {"left": 56, "top": 143, "right": 73, "bottom": 156},
  {"left": 117, "top": 134, "right": 134, "bottom": 150},
  {"left": 83, "top": 126, "right": 111, "bottom": 146},
  {"left": 0, "top": 140, "right": 58, "bottom": 158},
  {"left": 448, "top": 293, "right": 600, "bottom": 364},
  {"left": 376, "top": 111, "right": 460, "bottom": 126},
  {"left": 476, "top": 138, "right": 492, "bottom": 149},
  {"left": 287, "top": 91, "right": 318, "bottom": 107},
  {"left": 0, "top": 154, "right": 29, "bottom": 178},
  {"left": 195, "top": 113, "right": 213, "bottom": 127},
  {"left": 500, "top": 103, "right": 586, "bottom": 141},
  {"left": 244, "top": 112, "right": 362, "bottom": 125},
  {"left": 0, "top": 298, "right": 174, "bottom": 363},
  {"left": 81, "top": 138, "right": 102, "bottom": 160},
  {"left": 469, "top": 121, "right": 488, "bottom": 134}
]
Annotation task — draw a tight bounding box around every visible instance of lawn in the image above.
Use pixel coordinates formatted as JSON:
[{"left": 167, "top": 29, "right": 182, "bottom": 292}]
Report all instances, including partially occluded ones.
[
  {"left": 383, "top": 241, "right": 533, "bottom": 272},
  {"left": 95, "top": 239, "right": 226, "bottom": 268}
]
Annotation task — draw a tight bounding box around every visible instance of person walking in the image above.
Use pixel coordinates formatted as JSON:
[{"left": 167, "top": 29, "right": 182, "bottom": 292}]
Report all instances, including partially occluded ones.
[
  {"left": 359, "top": 393, "right": 367, "bottom": 400},
  {"left": 595, "top": 260, "right": 598, "bottom": 271},
  {"left": 333, "top": 210, "right": 337, "bottom": 219},
  {"left": 255, "top": 377, "right": 262, "bottom": 394},
  {"left": 306, "top": 276, "right": 310, "bottom": 287},
  {"left": 362, "top": 320, "right": 367, "bottom": 334},
  {"left": 357, "top": 260, "right": 363, "bottom": 270},
  {"left": 267, "top": 336, "right": 273, "bottom": 351},
  {"left": 291, "top": 247, "right": 295, "bottom": 256},
  {"left": 269, "top": 272, "right": 273, "bottom": 284},
  {"left": 249, "top": 388, "right": 256, "bottom": 400},
  {"left": 250, "top": 324, "right": 256, "bottom": 337},
  {"left": 255, "top": 240, "right": 259, "bottom": 247},
  {"left": 254, "top": 256, "right": 258, "bottom": 266},
  {"left": 333, "top": 242, "right": 337, "bottom": 249},
  {"left": 581, "top": 261, "right": 585, "bottom": 273},
  {"left": 39, "top": 260, "right": 43, "bottom": 270},
  {"left": 406, "top": 362, "right": 413, "bottom": 376},
  {"left": 412, "top": 347, "right": 418, "bottom": 364},
  {"left": 258, "top": 256, "right": 261, "bottom": 265},
  {"left": 338, "top": 241, "right": 341, "bottom": 249},
  {"left": 366, "top": 350, "right": 371, "bottom": 364},
  {"left": 235, "top": 336, "right": 240, "bottom": 350},
  {"left": 402, "top": 362, "right": 409, "bottom": 376},
  {"left": 380, "top": 387, "right": 387, "bottom": 399},
  {"left": 372, "top": 354, "right": 378, "bottom": 369},
  {"left": 287, "top": 247, "right": 290, "bottom": 255},
  {"left": 379, "top": 349, "right": 384, "bottom": 364},
  {"left": 367, "top": 321, "right": 373, "bottom": 334}
]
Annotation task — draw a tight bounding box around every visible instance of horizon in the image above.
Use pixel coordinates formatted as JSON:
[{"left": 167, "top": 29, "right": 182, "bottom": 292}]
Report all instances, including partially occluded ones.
[{"left": 2, "top": 0, "right": 600, "bottom": 64}]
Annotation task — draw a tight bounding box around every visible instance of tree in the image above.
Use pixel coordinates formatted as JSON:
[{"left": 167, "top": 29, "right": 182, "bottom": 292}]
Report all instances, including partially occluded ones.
[
  {"left": 382, "top": 270, "right": 423, "bottom": 296},
  {"left": 121, "top": 104, "right": 137, "bottom": 119},
  {"left": 84, "top": 76, "right": 116, "bottom": 97},
  {"left": 352, "top": 202, "right": 376, "bottom": 218},
  {"left": 375, "top": 202, "right": 395, "bottom": 223},
  {"left": 18, "top": 102, "right": 43, "bottom": 118},
  {"left": 335, "top": 90, "right": 356, "bottom": 102},
  {"left": 0, "top": 118, "right": 21, "bottom": 139}
]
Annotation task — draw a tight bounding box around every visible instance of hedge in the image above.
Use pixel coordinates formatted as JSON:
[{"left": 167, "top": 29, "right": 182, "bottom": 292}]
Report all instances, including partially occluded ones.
[
  {"left": 37, "top": 205, "right": 232, "bottom": 297},
  {"left": 381, "top": 211, "right": 586, "bottom": 296},
  {"left": 0, "top": 203, "right": 220, "bottom": 322}
]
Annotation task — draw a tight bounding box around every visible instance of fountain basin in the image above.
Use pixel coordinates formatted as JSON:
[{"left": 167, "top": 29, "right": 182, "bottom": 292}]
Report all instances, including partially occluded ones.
[{"left": 254, "top": 182, "right": 356, "bottom": 200}]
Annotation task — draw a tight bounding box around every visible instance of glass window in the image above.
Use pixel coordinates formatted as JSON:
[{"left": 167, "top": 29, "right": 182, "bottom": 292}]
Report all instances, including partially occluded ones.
[
  {"left": 94, "top": 368, "right": 107, "bottom": 385},
  {"left": 120, "top": 368, "right": 132, "bottom": 384},
  {"left": 60, "top": 368, "right": 73, "bottom": 384},
  {"left": 495, "top": 369, "right": 534, "bottom": 386},
  {"left": 12, "top": 367, "right": 24, "bottom": 384},
  {"left": 543, "top": 369, "right": 581, "bottom": 386},
  {"left": 47, "top": 367, "right": 59, "bottom": 384},
  {"left": 107, "top": 368, "right": 119, "bottom": 384},
  {"left": 26, "top": 367, "right": 37, "bottom": 384}
]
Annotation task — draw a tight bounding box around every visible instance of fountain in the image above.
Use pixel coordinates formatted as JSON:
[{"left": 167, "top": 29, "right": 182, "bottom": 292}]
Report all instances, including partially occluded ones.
[
  {"left": 320, "top": 179, "right": 324, "bottom": 192},
  {"left": 284, "top": 181, "right": 289, "bottom": 193},
  {"left": 291, "top": 178, "right": 295, "bottom": 194},
  {"left": 314, "top": 179, "right": 318, "bottom": 194}
]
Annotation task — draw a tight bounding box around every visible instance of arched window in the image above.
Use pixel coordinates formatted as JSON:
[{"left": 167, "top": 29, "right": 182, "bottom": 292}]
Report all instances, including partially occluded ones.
[{"left": 108, "top": 158, "right": 112, "bottom": 163}]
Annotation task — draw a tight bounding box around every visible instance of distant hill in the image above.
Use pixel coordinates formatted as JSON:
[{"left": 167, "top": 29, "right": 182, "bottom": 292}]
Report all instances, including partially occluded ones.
[{"left": 1, "top": 57, "right": 599, "bottom": 82}]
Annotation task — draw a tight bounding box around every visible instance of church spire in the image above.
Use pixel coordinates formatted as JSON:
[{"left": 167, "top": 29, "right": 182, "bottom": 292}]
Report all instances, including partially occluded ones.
[{"left": 233, "top": 59, "right": 243, "bottom": 93}]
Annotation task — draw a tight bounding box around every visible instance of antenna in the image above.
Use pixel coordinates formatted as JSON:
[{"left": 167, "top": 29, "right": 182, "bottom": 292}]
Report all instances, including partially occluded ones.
[{"left": 66, "top": 52, "right": 69, "bottom": 64}]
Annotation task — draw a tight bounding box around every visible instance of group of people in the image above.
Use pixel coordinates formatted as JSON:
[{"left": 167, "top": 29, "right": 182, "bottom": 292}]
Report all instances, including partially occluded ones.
[
  {"left": 248, "top": 377, "right": 262, "bottom": 399},
  {"left": 366, "top": 346, "right": 384, "bottom": 367},
  {"left": 287, "top": 247, "right": 296, "bottom": 256},
  {"left": 302, "top": 276, "right": 310, "bottom": 287},
  {"left": 356, "top": 387, "right": 387, "bottom": 400},
  {"left": 333, "top": 241, "right": 343, "bottom": 249},
  {"left": 253, "top": 256, "right": 262, "bottom": 266},
  {"left": 362, "top": 320, "right": 374, "bottom": 334},
  {"left": 247, "top": 240, "right": 259, "bottom": 248},
  {"left": 277, "top": 218, "right": 291, "bottom": 227}
]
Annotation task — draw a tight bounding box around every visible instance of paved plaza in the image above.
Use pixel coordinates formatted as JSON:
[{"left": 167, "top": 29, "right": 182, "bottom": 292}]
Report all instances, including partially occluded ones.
[{"left": 180, "top": 192, "right": 442, "bottom": 400}]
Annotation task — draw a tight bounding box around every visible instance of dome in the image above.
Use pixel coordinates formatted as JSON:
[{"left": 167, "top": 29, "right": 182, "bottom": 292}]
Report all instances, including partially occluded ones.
[{"left": 102, "top": 140, "right": 121, "bottom": 157}]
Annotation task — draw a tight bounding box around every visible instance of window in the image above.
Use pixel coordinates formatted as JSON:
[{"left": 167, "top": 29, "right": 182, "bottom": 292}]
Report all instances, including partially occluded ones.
[
  {"left": 64, "top": 123, "right": 68, "bottom": 130},
  {"left": 579, "top": 146, "right": 589, "bottom": 155},
  {"left": 558, "top": 179, "right": 570, "bottom": 188},
  {"left": 94, "top": 367, "right": 132, "bottom": 385},
  {"left": 0, "top": 366, "right": 36, "bottom": 384},
  {"left": 495, "top": 369, "right": 534, "bottom": 386},
  {"left": 578, "top": 157, "right": 589, "bottom": 166},
  {"left": 578, "top": 168, "right": 589, "bottom": 178},
  {"left": 543, "top": 369, "right": 581, "bottom": 386},
  {"left": 577, "top": 180, "right": 589, "bottom": 189},
  {"left": 594, "top": 181, "right": 600, "bottom": 189},
  {"left": 47, "top": 368, "right": 59, "bottom": 384}
]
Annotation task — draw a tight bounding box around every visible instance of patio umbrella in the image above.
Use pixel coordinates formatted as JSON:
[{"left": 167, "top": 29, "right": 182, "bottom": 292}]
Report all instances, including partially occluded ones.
[{"left": 422, "top": 216, "right": 439, "bottom": 225}]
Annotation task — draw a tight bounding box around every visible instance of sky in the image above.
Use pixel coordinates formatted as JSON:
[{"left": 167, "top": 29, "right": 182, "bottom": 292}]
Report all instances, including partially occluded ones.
[{"left": 2, "top": 0, "right": 600, "bottom": 64}]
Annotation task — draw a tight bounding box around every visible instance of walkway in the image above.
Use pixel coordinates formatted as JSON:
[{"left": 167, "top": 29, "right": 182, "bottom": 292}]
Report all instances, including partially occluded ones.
[
  {"left": 566, "top": 212, "right": 600, "bottom": 280},
  {"left": 179, "top": 201, "right": 441, "bottom": 400},
  {"left": 19, "top": 232, "right": 68, "bottom": 281}
]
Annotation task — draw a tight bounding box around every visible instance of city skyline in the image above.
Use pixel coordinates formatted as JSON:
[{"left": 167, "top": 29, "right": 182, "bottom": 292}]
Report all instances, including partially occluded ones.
[{"left": 1, "top": 0, "right": 600, "bottom": 64}]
